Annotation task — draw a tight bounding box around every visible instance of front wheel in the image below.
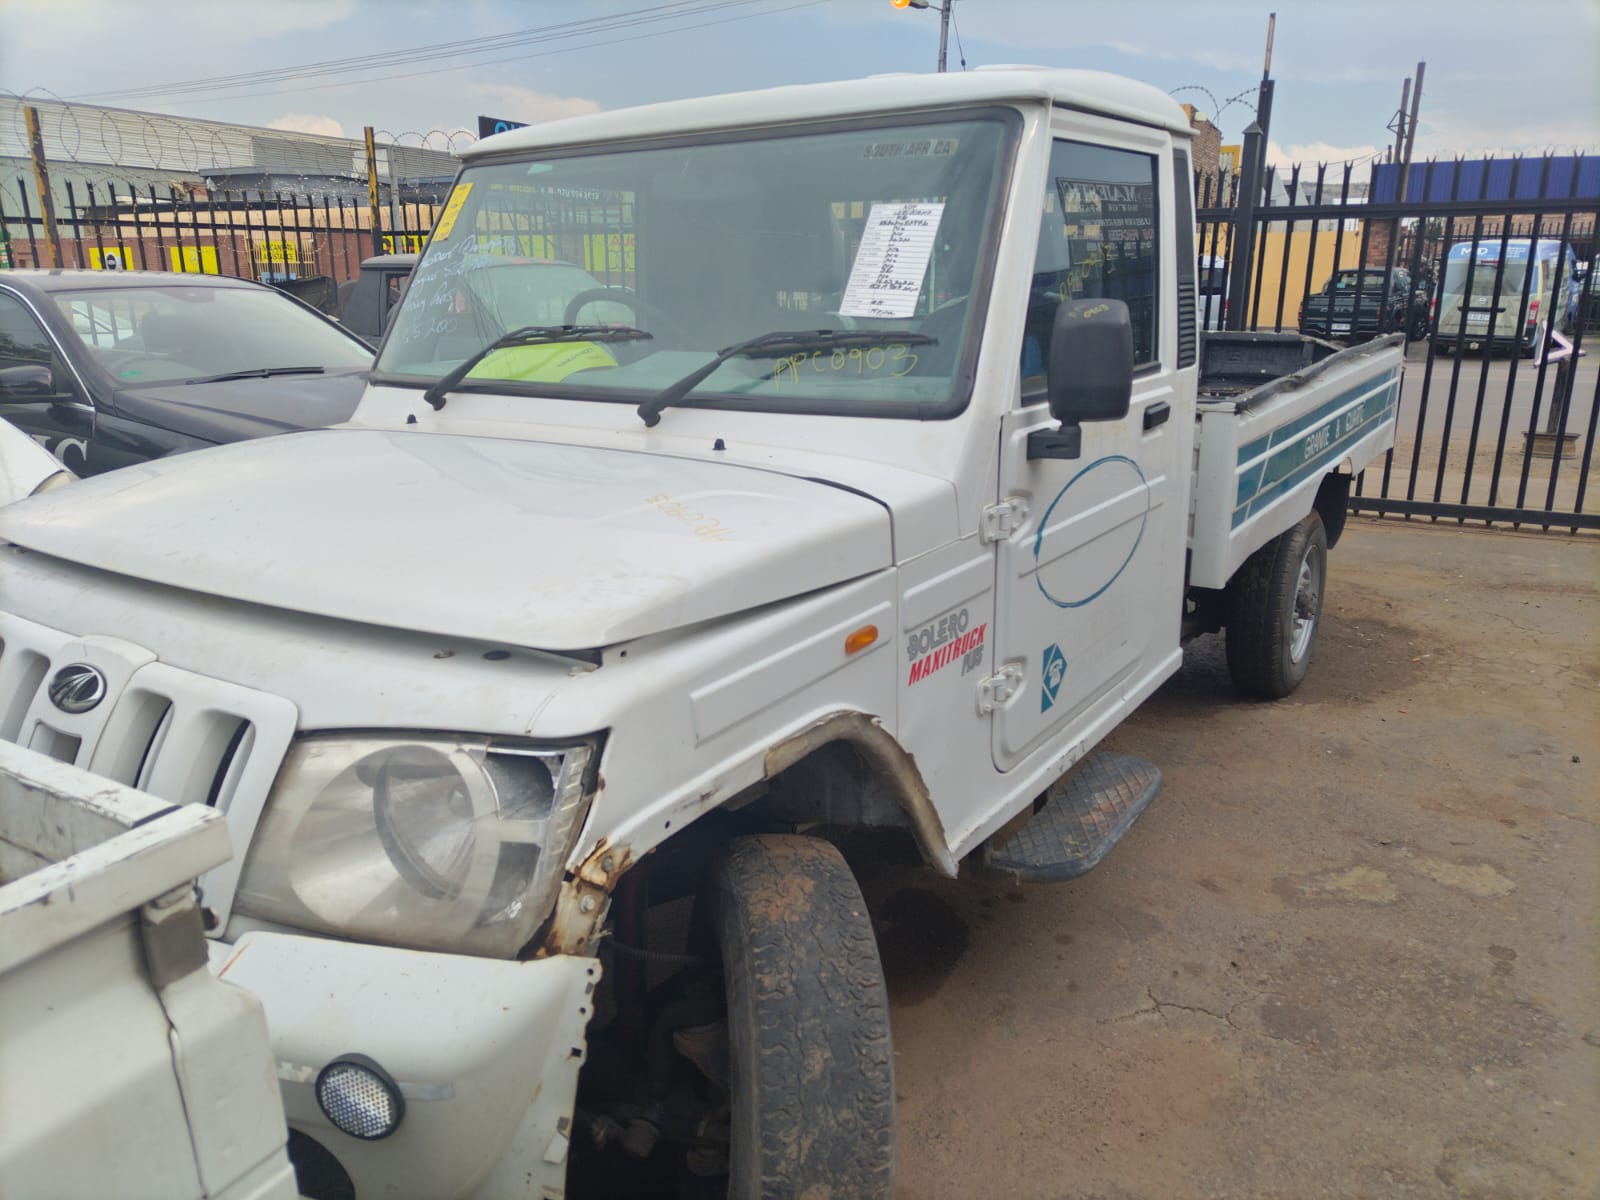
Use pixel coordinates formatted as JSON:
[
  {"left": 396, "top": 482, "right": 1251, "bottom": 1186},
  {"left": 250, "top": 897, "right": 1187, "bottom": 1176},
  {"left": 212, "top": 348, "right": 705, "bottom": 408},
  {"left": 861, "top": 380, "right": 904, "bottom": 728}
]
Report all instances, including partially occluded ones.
[
  {"left": 710, "top": 835, "right": 895, "bottom": 1200},
  {"left": 1225, "top": 510, "right": 1329, "bottom": 698}
]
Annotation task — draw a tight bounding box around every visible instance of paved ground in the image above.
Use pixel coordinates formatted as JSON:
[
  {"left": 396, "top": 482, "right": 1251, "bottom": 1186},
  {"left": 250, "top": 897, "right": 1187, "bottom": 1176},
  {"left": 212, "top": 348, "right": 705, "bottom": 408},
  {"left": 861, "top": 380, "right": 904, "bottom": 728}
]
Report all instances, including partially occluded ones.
[{"left": 860, "top": 518, "right": 1599, "bottom": 1200}]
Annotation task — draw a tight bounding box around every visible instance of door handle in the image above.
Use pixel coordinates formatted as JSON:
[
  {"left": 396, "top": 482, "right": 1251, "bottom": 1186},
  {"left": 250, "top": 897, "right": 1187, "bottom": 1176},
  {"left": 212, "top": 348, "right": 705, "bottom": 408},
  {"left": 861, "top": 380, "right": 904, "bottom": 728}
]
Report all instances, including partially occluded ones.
[{"left": 1143, "top": 401, "right": 1171, "bottom": 431}]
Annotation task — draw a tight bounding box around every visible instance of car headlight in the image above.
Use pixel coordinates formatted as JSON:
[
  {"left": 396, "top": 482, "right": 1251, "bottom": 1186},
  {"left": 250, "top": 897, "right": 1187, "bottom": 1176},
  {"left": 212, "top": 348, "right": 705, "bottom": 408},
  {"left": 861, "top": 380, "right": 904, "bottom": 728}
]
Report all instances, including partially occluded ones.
[{"left": 234, "top": 734, "right": 594, "bottom": 957}]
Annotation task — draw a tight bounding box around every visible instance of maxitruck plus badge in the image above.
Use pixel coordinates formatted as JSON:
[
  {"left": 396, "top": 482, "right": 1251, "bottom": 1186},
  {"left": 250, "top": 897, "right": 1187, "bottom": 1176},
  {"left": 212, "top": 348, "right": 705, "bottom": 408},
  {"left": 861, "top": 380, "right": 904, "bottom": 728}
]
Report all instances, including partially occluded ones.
[
  {"left": 1040, "top": 644, "right": 1067, "bottom": 712},
  {"left": 905, "top": 607, "right": 987, "bottom": 685}
]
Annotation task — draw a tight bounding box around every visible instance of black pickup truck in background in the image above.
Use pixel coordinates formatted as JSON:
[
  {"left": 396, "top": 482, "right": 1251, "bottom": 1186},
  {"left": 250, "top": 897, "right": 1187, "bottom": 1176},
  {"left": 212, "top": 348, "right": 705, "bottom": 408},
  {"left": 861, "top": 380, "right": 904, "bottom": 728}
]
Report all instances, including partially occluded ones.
[
  {"left": 272, "top": 253, "right": 418, "bottom": 343},
  {"left": 1299, "top": 266, "right": 1432, "bottom": 342}
]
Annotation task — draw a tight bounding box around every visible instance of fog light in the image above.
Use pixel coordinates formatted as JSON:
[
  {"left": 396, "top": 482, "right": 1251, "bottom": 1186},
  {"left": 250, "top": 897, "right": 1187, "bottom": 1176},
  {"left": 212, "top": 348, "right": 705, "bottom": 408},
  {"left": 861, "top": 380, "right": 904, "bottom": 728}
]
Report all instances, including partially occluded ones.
[{"left": 315, "top": 1055, "right": 405, "bottom": 1140}]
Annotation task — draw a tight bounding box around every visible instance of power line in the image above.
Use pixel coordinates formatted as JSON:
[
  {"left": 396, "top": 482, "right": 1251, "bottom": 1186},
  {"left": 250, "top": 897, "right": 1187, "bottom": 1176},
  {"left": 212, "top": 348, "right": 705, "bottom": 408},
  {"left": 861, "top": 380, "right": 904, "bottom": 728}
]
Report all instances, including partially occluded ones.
[
  {"left": 149, "top": 0, "right": 834, "bottom": 109},
  {"left": 950, "top": 7, "right": 967, "bottom": 69},
  {"left": 68, "top": 0, "right": 781, "bottom": 105}
]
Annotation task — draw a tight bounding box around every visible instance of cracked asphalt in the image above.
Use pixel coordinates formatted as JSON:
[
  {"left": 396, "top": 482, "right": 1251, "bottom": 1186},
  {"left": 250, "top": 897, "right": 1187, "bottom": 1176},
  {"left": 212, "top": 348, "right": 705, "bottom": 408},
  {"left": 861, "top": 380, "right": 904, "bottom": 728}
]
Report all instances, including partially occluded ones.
[{"left": 857, "top": 518, "right": 1600, "bottom": 1200}]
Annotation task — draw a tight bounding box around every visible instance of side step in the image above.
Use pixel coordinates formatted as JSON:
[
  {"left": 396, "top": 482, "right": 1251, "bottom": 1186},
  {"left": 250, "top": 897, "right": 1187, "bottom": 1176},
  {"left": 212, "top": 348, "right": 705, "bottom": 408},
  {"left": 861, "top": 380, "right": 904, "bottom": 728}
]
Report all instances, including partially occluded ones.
[{"left": 976, "top": 752, "right": 1163, "bottom": 884}]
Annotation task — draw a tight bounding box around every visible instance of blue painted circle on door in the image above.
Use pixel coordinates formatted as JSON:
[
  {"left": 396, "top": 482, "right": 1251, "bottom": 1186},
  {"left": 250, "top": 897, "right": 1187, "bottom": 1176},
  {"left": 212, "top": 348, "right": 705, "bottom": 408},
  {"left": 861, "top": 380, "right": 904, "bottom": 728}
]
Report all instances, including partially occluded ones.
[{"left": 1032, "top": 454, "right": 1150, "bottom": 609}]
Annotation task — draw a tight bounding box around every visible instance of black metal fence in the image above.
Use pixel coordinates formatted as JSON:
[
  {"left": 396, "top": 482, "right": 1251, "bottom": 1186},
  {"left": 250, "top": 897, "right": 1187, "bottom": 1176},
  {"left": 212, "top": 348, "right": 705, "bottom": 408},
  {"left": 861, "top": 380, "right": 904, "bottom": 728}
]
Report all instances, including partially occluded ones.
[
  {"left": 1199, "top": 153, "right": 1600, "bottom": 534},
  {"left": 4, "top": 143, "right": 1597, "bottom": 535},
  {"left": 0, "top": 176, "right": 446, "bottom": 284}
]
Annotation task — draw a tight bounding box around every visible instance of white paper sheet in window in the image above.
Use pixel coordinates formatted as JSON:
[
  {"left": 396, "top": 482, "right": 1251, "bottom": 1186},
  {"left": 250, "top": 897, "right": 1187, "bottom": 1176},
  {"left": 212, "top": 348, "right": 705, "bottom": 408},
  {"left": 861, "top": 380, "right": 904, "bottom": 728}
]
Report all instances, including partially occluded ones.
[{"left": 838, "top": 201, "right": 947, "bottom": 319}]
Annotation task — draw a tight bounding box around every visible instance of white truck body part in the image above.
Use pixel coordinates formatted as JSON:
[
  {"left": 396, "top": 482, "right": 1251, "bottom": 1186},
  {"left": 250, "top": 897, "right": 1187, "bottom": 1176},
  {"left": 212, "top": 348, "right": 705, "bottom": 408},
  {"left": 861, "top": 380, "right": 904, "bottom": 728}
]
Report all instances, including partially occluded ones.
[
  {"left": 0, "top": 68, "right": 1401, "bottom": 1197},
  {"left": 0, "top": 742, "right": 297, "bottom": 1200},
  {"left": 0, "top": 416, "right": 74, "bottom": 505}
]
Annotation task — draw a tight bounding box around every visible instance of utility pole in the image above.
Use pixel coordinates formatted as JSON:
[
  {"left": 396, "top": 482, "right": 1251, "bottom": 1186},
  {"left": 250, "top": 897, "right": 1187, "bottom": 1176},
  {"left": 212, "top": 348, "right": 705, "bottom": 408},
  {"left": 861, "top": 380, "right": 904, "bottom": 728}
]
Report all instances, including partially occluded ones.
[
  {"left": 1226, "top": 13, "right": 1275, "bottom": 331},
  {"left": 890, "top": 0, "right": 953, "bottom": 72},
  {"left": 363, "top": 126, "right": 384, "bottom": 257},
  {"left": 1391, "top": 76, "right": 1412, "bottom": 164},
  {"left": 1255, "top": 13, "right": 1275, "bottom": 154},
  {"left": 1401, "top": 61, "right": 1425, "bottom": 171},
  {"left": 24, "top": 107, "right": 63, "bottom": 269}
]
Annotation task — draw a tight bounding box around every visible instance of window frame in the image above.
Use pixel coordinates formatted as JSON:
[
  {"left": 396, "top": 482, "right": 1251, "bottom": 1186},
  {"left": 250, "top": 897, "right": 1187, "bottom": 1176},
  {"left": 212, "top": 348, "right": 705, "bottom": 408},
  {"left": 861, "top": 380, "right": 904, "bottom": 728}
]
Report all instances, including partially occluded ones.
[
  {"left": 1020, "top": 136, "right": 1164, "bottom": 398},
  {"left": 371, "top": 105, "right": 1024, "bottom": 423}
]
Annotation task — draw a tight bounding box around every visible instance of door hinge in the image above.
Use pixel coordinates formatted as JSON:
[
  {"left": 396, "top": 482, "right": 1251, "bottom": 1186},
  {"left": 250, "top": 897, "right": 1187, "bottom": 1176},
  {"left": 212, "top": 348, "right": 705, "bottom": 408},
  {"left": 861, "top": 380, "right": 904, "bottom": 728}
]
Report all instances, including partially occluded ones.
[
  {"left": 981, "top": 497, "right": 1029, "bottom": 543},
  {"left": 977, "top": 663, "right": 1025, "bottom": 714}
]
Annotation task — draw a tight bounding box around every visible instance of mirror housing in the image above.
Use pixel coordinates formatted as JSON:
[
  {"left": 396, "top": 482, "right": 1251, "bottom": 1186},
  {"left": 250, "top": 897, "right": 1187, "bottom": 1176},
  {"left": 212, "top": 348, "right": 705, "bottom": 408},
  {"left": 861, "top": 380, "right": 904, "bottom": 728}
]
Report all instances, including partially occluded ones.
[
  {"left": 0, "top": 364, "right": 54, "bottom": 399},
  {"left": 1030, "top": 299, "right": 1134, "bottom": 460}
]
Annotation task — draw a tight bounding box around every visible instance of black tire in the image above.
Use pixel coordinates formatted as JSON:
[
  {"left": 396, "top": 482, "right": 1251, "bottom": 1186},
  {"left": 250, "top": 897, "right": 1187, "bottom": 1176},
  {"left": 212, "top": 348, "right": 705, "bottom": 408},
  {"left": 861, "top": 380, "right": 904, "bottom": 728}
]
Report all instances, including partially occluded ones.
[
  {"left": 1225, "top": 510, "right": 1328, "bottom": 699},
  {"left": 709, "top": 835, "right": 894, "bottom": 1200}
]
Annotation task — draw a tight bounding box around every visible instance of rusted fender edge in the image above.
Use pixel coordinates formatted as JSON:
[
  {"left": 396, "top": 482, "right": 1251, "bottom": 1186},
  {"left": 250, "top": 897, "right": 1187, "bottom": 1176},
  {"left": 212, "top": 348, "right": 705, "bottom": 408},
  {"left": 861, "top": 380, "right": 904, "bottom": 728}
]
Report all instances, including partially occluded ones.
[
  {"left": 763, "top": 711, "right": 957, "bottom": 878},
  {"left": 541, "top": 711, "right": 955, "bottom": 956}
]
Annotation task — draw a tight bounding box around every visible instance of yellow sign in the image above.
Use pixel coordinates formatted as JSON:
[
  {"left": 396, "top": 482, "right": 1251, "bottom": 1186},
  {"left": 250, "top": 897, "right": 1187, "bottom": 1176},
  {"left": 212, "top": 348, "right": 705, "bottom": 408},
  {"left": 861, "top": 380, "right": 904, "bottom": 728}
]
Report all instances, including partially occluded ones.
[
  {"left": 88, "top": 245, "right": 135, "bottom": 270},
  {"left": 380, "top": 233, "right": 428, "bottom": 254},
  {"left": 1219, "top": 144, "right": 1242, "bottom": 175},
  {"left": 167, "top": 245, "right": 220, "bottom": 274},
  {"left": 583, "top": 233, "right": 635, "bottom": 274},
  {"left": 431, "top": 182, "right": 474, "bottom": 241},
  {"left": 256, "top": 240, "right": 299, "bottom": 265}
]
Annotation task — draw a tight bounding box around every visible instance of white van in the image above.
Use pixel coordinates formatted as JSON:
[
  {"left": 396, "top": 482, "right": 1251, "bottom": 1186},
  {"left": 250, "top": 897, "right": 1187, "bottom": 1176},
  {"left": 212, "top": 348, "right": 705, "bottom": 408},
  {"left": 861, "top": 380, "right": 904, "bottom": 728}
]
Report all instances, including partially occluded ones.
[{"left": 1434, "top": 238, "right": 1580, "bottom": 357}]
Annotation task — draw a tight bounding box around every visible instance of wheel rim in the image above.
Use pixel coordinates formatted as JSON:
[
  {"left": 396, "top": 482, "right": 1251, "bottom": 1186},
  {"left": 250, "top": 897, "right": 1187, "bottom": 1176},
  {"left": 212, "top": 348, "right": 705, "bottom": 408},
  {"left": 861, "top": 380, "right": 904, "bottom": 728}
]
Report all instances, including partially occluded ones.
[{"left": 1290, "top": 543, "right": 1323, "bottom": 663}]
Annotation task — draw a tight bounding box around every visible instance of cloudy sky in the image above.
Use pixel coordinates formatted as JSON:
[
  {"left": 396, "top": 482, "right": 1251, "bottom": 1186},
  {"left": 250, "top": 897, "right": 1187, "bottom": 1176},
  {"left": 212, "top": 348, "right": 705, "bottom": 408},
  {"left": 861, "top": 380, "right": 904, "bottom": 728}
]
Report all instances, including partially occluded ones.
[{"left": 3, "top": 0, "right": 1597, "bottom": 167}]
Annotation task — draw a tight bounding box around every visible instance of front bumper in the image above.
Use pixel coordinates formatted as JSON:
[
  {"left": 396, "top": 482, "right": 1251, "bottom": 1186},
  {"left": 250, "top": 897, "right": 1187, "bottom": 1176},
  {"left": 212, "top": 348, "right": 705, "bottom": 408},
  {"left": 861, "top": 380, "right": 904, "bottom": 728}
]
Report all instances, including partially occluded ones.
[{"left": 210, "top": 932, "right": 599, "bottom": 1200}]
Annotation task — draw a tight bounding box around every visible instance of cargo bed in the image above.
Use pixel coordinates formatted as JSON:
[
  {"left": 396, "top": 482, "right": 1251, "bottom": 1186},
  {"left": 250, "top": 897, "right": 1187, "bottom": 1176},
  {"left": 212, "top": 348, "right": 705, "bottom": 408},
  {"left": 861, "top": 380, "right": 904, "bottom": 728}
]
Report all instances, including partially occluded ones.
[{"left": 1188, "top": 332, "right": 1403, "bottom": 589}]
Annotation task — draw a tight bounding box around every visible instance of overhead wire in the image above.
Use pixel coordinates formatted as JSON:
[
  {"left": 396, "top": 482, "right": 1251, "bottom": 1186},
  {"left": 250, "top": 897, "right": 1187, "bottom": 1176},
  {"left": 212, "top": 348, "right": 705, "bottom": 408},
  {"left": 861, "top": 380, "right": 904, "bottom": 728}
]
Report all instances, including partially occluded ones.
[
  {"left": 131, "top": 0, "right": 835, "bottom": 109},
  {"left": 69, "top": 0, "right": 792, "bottom": 105}
]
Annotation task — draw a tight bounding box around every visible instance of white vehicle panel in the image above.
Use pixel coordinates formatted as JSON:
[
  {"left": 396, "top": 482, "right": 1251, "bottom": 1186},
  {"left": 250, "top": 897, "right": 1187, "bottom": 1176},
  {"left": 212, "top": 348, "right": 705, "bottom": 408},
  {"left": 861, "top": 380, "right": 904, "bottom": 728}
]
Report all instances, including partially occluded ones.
[
  {"left": 0, "top": 428, "right": 893, "bottom": 651},
  {"left": 1189, "top": 344, "right": 1402, "bottom": 589},
  {"left": 213, "top": 932, "right": 597, "bottom": 1200}
]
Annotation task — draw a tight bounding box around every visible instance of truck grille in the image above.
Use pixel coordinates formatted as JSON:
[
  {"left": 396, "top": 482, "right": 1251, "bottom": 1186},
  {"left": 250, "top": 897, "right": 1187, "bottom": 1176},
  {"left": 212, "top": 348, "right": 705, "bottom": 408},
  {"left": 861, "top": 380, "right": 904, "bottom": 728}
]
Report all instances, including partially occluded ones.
[{"left": 0, "top": 611, "right": 297, "bottom": 921}]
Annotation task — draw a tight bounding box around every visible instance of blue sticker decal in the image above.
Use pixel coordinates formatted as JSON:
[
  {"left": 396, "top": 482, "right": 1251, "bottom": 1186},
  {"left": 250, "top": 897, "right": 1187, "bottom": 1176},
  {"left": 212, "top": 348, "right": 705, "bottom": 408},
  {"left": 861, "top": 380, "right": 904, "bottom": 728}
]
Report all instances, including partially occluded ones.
[
  {"left": 1033, "top": 455, "right": 1150, "bottom": 609},
  {"left": 1040, "top": 643, "right": 1067, "bottom": 712}
]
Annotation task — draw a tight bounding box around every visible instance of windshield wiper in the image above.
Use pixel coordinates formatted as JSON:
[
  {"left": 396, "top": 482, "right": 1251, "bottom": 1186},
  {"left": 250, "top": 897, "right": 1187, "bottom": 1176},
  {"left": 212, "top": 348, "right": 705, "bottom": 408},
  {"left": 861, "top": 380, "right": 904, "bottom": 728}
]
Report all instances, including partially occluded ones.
[
  {"left": 422, "top": 325, "right": 651, "bottom": 411},
  {"left": 636, "top": 329, "right": 938, "bottom": 428},
  {"left": 185, "top": 366, "right": 327, "bottom": 385}
]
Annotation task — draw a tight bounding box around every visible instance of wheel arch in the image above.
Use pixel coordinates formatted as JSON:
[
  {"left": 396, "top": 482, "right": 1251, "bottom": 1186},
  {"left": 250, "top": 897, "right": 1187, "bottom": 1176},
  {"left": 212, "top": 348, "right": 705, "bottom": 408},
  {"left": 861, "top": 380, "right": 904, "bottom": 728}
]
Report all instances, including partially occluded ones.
[
  {"left": 758, "top": 712, "right": 957, "bottom": 876},
  {"left": 1314, "top": 468, "right": 1352, "bottom": 549}
]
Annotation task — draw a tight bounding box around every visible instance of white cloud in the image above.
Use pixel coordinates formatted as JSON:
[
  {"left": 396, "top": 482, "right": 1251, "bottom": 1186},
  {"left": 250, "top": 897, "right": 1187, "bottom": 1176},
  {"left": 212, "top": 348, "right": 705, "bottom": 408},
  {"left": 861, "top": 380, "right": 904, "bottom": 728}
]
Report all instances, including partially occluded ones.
[
  {"left": 267, "top": 113, "right": 346, "bottom": 139},
  {"left": 466, "top": 85, "right": 603, "bottom": 125},
  {"left": 1266, "top": 140, "right": 1384, "bottom": 169}
]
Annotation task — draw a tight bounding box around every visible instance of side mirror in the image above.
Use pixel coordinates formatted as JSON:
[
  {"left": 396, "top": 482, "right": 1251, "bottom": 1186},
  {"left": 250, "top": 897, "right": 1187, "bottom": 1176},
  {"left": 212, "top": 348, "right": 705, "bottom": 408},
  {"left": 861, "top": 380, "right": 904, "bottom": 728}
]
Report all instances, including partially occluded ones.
[
  {"left": 1031, "top": 299, "right": 1134, "bottom": 460},
  {"left": 0, "top": 363, "right": 54, "bottom": 399}
]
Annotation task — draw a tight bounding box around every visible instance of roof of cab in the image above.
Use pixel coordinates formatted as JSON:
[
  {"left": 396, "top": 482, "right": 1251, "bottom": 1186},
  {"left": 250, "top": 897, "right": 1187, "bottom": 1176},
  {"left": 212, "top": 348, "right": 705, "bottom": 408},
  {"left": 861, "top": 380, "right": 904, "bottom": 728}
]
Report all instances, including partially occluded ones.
[{"left": 461, "top": 67, "right": 1192, "bottom": 160}]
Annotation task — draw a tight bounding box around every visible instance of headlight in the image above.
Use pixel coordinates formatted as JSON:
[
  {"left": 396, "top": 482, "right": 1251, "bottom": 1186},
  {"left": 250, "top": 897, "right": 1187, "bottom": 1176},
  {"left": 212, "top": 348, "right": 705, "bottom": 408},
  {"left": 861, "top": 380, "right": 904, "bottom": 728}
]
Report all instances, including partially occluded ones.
[{"left": 235, "top": 734, "right": 594, "bottom": 957}]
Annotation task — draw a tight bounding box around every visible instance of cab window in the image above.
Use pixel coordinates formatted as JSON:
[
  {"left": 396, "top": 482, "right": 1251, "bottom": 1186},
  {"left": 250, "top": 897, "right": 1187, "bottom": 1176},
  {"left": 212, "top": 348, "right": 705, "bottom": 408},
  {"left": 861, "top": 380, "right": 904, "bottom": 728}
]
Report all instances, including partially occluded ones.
[{"left": 1023, "top": 141, "right": 1160, "bottom": 392}]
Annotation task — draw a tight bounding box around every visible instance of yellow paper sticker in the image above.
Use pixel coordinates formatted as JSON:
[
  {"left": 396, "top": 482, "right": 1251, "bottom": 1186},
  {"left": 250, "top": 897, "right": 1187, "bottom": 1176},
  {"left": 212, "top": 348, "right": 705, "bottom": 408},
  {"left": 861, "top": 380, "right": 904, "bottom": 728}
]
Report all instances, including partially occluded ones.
[{"left": 431, "top": 182, "right": 474, "bottom": 242}]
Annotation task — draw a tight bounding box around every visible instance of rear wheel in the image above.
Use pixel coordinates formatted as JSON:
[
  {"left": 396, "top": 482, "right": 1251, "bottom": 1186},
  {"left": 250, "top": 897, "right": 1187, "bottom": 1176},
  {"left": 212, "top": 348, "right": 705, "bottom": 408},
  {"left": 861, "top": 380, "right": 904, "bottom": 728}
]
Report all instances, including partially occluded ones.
[
  {"left": 709, "top": 835, "right": 894, "bottom": 1200},
  {"left": 1225, "top": 510, "right": 1328, "bottom": 699}
]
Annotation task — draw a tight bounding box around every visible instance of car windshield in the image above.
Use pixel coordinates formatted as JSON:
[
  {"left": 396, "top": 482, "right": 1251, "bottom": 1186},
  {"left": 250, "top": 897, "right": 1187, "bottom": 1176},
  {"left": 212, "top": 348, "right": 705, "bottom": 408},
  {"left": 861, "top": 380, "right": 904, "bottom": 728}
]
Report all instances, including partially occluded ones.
[
  {"left": 376, "top": 113, "right": 1013, "bottom": 418},
  {"left": 53, "top": 284, "right": 373, "bottom": 386}
]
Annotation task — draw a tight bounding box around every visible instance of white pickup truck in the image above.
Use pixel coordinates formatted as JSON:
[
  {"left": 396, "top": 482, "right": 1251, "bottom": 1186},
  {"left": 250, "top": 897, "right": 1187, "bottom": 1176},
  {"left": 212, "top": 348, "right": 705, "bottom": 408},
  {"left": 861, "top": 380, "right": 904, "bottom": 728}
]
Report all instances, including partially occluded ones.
[
  {"left": 0, "top": 742, "right": 297, "bottom": 1200},
  {"left": 0, "top": 69, "right": 1400, "bottom": 1199}
]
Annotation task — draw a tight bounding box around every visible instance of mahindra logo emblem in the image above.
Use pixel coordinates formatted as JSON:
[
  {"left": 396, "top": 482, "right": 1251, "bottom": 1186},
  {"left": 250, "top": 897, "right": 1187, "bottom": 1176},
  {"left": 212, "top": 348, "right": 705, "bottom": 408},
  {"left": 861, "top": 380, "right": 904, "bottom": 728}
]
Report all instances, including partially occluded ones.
[{"left": 48, "top": 664, "right": 108, "bottom": 715}]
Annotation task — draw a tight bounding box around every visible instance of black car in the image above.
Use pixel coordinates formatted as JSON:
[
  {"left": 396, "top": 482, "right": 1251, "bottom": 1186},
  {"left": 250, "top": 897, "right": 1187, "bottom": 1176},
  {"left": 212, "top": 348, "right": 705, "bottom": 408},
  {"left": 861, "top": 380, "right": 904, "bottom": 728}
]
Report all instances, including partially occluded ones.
[
  {"left": 0, "top": 270, "right": 373, "bottom": 476},
  {"left": 1299, "top": 267, "right": 1430, "bottom": 342}
]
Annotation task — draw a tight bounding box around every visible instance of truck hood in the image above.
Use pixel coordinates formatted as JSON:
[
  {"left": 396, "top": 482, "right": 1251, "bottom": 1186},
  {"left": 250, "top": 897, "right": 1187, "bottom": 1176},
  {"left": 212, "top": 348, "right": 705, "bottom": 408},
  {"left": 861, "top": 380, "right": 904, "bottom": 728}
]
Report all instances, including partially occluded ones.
[{"left": 0, "top": 429, "right": 892, "bottom": 650}]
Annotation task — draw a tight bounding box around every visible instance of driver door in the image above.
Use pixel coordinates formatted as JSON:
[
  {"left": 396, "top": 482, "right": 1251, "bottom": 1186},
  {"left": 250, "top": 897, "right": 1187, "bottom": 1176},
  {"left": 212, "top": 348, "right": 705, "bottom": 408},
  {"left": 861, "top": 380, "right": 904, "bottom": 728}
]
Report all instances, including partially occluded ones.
[{"left": 990, "top": 119, "right": 1193, "bottom": 772}]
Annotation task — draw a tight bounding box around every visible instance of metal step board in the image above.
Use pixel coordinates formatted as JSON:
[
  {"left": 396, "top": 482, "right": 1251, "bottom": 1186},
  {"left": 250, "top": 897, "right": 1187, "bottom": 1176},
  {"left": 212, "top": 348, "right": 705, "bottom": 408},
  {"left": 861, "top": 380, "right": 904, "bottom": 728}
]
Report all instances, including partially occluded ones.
[{"left": 977, "top": 752, "right": 1163, "bottom": 884}]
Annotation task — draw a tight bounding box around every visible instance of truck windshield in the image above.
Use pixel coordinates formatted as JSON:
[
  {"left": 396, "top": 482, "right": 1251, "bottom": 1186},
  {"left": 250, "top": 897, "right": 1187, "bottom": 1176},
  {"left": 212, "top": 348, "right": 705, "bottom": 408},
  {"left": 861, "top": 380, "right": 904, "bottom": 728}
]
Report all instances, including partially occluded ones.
[{"left": 375, "top": 113, "right": 1013, "bottom": 419}]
